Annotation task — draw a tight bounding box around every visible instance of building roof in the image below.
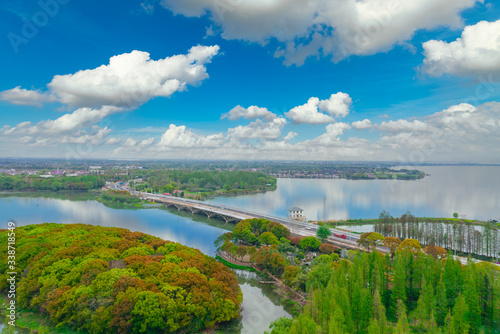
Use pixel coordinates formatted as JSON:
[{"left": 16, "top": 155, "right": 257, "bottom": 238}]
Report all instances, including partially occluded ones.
[{"left": 289, "top": 207, "right": 303, "bottom": 211}]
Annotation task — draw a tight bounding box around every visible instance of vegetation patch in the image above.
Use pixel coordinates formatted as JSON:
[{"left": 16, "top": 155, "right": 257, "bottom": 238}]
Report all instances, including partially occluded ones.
[{"left": 0, "top": 224, "right": 242, "bottom": 333}]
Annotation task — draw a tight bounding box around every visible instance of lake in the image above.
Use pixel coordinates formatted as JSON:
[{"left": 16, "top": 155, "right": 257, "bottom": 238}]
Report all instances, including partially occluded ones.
[
  {"left": 207, "top": 166, "right": 500, "bottom": 222},
  {"left": 0, "top": 165, "right": 498, "bottom": 333}
]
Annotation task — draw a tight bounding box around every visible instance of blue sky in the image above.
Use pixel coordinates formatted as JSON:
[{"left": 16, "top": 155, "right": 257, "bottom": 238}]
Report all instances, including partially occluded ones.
[{"left": 1, "top": 0, "right": 499, "bottom": 162}]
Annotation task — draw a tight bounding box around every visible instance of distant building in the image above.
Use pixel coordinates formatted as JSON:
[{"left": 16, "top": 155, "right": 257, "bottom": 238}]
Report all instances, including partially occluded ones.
[{"left": 289, "top": 207, "right": 306, "bottom": 221}]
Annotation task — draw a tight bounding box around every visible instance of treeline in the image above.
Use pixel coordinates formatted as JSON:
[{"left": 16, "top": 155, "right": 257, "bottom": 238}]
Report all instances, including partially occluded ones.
[
  {"left": 375, "top": 211, "right": 500, "bottom": 258},
  {"left": 0, "top": 224, "right": 242, "bottom": 333},
  {"left": 267, "top": 247, "right": 500, "bottom": 334},
  {"left": 0, "top": 174, "right": 105, "bottom": 191},
  {"left": 99, "top": 190, "right": 142, "bottom": 208},
  {"left": 130, "top": 169, "right": 276, "bottom": 195}
]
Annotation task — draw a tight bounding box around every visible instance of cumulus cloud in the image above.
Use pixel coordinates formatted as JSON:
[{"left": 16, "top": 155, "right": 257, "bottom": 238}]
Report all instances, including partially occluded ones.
[
  {"left": 0, "top": 46, "right": 220, "bottom": 155},
  {"left": 221, "top": 105, "right": 277, "bottom": 121},
  {"left": 0, "top": 86, "right": 57, "bottom": 106},
  {"left": 2, "top": 106, "right": 122, "bottom": 136},
  {"left": 421, "top": 20, "right": 500, "bottom": 76},
  {"left": 0, "top": 45, "right": 219, "bottom": 109},
  {"left": 161, "top": 0, "right": 476, "bottom": 65},
  {"left": 106, "top": 102, "right": 500, "bottom": 162},
  {"left": 48, "top": 45, "right": 220, "bottom": 108},
  {"left": 157, "top": 124, "right": 225, "bottom": 148},
  {"left": 227, "top": 117, "right": 287, "bottom": 141},
  {"left": 378, "top": 119, "right": 430, "bottom": 132},
  {"left": 286, "top": 93, "right": 351, "bottom": 124},
  {"left": 352, "top": 119, "right": 372, "bottom": 129},
  {"left": 308, "top": 122, "right": 352, "bottom": 146}
]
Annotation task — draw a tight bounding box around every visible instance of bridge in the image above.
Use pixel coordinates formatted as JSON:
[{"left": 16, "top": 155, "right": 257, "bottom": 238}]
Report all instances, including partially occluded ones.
[{"left": 134, "top": 191, "right": 370, "bottom": 251}]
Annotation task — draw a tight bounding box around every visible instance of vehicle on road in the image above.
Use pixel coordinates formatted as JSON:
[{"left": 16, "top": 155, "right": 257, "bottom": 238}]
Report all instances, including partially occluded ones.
[{"left": 334, "top": 233, "right": 347, "bottom": 239}]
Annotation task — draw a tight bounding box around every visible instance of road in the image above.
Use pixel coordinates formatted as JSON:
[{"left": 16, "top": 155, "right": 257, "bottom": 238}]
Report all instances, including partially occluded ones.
[{"left": 108, "top": 183, "right": 386, "bottom": 252}]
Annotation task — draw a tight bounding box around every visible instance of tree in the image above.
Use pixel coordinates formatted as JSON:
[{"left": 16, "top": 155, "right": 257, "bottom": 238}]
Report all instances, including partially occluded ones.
[
  {"left": 383, "top": 237, "right": 401, "bottom": 258},
  {"left": 300, "top": 236, "right": 321, "bottom": 251},
  {"left": 259, "top": 232, "right": 279, "bottom": 246},
  {"left": 358, "top": 232, "right": 385, "bottom": 251},
  {"left": 451, "top": 294, "right": 470, "bottom": 334},
  {"left": 453, "top": 212, "right": 459, "bottom": 219},
  {"left": 316, "top": 226, "right": 331, "bottom": 242},
  {"left": 394, "top": 299, "right": 410, "bottom": 334},
  {"left": 397, "top": 238, "right": 421, "bottom": 255},
  {"left": 423, "top": 244, "right": 447, "bottom": 260},
  {"left": 319, "top": 243, "right": 337, "bottom": 255},
  {"left": 390, "top": 253, "right": 406, "bottom": 318}
]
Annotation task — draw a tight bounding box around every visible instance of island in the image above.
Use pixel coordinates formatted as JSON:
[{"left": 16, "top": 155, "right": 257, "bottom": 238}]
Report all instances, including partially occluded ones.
[{"left": 0, "top": 224, "right": 242, "bottom": 333}]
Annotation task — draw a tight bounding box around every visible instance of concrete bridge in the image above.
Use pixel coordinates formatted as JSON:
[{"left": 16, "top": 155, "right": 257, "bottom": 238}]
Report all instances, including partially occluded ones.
[{"left": 136, "top": 191, "right": 371, "bottom": 251}]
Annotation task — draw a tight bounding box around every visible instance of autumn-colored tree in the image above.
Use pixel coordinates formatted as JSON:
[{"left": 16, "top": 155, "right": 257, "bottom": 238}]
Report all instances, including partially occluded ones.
[
  {"left": 319, "top": 243, "right": 338, "bottom": 254},
  {"left": 358, "top": 232, "right": 385, "bottom": 251},
  {"left": 397, "top": 238, "right": 421, "bottom": 255},
  {"left": 423, "top": 244, "right": 447, "bottom": 260},
  {"left": 383, "top": 236, "right": 401, "bottom": 258}
]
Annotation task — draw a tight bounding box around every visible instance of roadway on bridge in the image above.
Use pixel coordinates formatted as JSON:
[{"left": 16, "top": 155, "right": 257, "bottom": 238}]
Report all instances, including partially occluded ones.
[{"left": 109, "top": 183, "right": 378, "bottom": 251}]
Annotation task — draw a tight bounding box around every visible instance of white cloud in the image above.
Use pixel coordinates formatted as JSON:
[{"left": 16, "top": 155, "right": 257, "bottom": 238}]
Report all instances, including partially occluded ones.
[
  {"left": 422, "top": 20, "right": 500, "bottom": 76},
  {"left": 157, "top": 124, "right": 225, "bottom": 148},
  {"left": 318, "top": 92, "right": 352, "bottom": 118},
  {"left": 161, "top": 0, "right": 477, "bottom": 65},
  {"left": 0, "top": 45, "right": 219, "bottom": 109},
  {"left": 48, "top": 45, "right": 220, "bottom": 108},
  {"left": 378, "top": 119, "right": 430, "bottom": 132},
  {"left": 221, "top": 105, "right": 277, "bottom": 121},
  {"left": 308, "top": 122, "right": 352, "bottom": 146},
  {"left": 0, "top": 86, "right": 57, "bottom": 106},
  {"left": 283, "top": 131, "right": 298, "bottom": 141},
  {"left": 285, "top": 93, "right": 351, "bottom": 124},
  {"left": 106, "top": 137, "right": 122, "bottom": 145},
  {"left": 2, "top": 106, "right": 122, "bottom": 136},
  {"left": 227, "top": 117, "right": 287, "bottom": 141},
  {"left": 352, "top": 119, "right": 372, "bottom": 129}
]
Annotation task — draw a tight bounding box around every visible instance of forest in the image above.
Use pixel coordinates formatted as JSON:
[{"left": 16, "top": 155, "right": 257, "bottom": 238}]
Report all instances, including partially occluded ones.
[
  {"left": 373, "top": 211, "right": 500, "bottom": 259},
  {"left": 218, "top": 219, "right": 500, "bottom": 334},
  {"left": 129, "top": 169, "right": 277, "bottom": 197},
  {"left": 0, "top": 175, "right": 105, "bottom": 191},
  {"left": 266, "top": 247, "right": 500, "bottom": 333},
  {"left": 0, "top": 224, "right": 242, "bottom": 333}
]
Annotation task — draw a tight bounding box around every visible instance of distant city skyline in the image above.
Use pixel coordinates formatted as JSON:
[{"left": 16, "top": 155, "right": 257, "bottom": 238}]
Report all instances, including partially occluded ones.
[{"left": 1, "top": 0, "right": 499, "bottom": 162}]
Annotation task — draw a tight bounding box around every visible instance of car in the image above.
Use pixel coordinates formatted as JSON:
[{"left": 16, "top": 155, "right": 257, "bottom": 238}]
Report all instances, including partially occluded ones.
[{"left": 305, "top": 226, "right": 312, "bottom": 230}]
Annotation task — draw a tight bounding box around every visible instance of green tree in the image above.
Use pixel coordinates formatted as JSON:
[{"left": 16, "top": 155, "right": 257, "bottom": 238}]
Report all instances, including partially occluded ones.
[
  {"left": 259, "top": 232, "right": 279, "bottom": 246},
  {"left": 394, "top": 299, "right": 410, "bottom": 334},
  {"left": 300, "top": 236, "right": 321, "bottom": 251},
  {"left": 451, "top": 294, "right": 470, "bottom": 334},
  {"left": 316, "top": 226, "right": 331, "bottom": 243},
  {"left": 390, "top": 253, "right": 407, "bottom": 319}
]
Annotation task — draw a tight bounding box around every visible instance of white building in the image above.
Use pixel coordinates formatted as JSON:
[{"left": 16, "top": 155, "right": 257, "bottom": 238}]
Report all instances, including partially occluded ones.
[{"left": 289, "top": 207, "right": 306, "bottom": 221}]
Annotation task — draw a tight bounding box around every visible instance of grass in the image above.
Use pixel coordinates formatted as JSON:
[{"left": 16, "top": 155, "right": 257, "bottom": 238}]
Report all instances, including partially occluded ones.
[{"left": 215, "top": 255, "right": 256, "bottom": 272}]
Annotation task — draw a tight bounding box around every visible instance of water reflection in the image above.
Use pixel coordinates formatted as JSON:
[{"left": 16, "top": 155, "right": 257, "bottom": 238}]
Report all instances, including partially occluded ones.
[
  {"left": 207, "top": 166, "right": 500, "bottom": 221},
  {"left": 224, "top": 270, "right": 291, "bottom": 334}
]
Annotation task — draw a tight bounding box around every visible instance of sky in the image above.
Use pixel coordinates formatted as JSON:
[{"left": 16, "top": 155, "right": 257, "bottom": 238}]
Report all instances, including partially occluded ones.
[{"left": 0, "top": 0, "right": 500, "bottom": 162}]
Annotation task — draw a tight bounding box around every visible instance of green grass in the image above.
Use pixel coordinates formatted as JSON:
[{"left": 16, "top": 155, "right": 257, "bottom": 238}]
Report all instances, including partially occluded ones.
[{"left": 216, "top": 255, "right": 256, "bottom": 272}]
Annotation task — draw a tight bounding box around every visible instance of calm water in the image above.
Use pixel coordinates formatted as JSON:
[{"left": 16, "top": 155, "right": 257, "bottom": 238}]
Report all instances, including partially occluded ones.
[{"left": 207, "top": 166, "right": 500, "bottom": 222}]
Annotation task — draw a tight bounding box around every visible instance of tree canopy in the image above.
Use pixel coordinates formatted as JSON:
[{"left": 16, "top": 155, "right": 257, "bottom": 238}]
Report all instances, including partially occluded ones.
[{"left": 0, "top": 224, "right": 242, "bottom": 333}]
